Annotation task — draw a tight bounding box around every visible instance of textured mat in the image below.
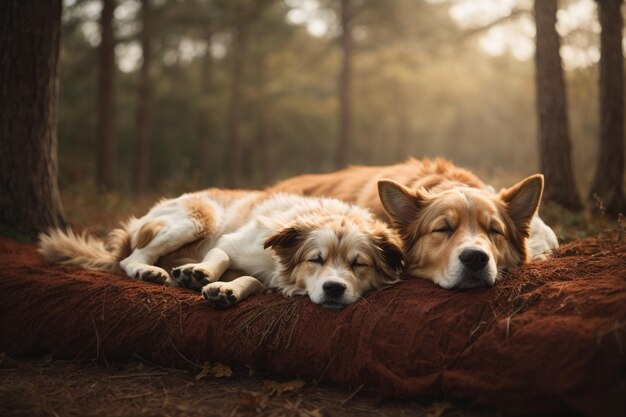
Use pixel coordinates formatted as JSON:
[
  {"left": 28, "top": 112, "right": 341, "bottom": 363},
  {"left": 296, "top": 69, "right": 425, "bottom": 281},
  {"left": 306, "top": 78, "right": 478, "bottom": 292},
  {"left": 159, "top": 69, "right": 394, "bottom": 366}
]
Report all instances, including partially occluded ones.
[{"left": 0, "top": 237, "right": 624, "bottom": 416}]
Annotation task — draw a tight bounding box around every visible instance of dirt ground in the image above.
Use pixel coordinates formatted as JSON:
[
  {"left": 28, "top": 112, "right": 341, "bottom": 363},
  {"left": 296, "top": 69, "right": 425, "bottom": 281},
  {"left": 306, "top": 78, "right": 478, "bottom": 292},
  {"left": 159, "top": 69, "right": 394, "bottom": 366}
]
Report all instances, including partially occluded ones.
[{"left": 0, "top": 354, "right": 497, "bottom": 417}]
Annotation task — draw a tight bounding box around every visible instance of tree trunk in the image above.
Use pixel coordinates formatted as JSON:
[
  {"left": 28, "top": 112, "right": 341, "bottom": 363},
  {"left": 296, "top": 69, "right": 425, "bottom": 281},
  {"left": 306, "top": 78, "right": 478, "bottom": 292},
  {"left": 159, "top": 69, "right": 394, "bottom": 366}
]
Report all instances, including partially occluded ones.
[
  {"left": 226, "top": 24, "right": 247, "bottom": 188},
  {"left": 336, "top": 0, "right": 353, "bottom": 169},
  {"left": 255, "top": 54, "right": 272, "bottom": 186},
  {"left": 134, "top": 0, "right": 152, "bottom": 194},
  {"left": 0, "top": 0, "right": 66, "bottom": 236},
  {"left": 96, "top": 0, "right": 117, "bottom": 190},
  {"left": 533, "top": 0, "right": 582, "bottom": 210},
  {"left": 197, "top": 29, "right": 214, "bottom": 187},
  {"left": 589, "top": 0, "right": 625, "bottom": 215}
]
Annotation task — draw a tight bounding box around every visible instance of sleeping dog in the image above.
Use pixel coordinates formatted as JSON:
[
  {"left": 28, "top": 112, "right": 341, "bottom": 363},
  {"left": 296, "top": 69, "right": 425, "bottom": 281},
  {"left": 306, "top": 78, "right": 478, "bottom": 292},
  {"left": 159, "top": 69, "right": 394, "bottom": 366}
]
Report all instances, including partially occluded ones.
[
  {"left": 269, "top": 158, "right": 558, "bottom": 289},
  {"left": 39, "top": 190, "right": 403, "bottom": 309}
]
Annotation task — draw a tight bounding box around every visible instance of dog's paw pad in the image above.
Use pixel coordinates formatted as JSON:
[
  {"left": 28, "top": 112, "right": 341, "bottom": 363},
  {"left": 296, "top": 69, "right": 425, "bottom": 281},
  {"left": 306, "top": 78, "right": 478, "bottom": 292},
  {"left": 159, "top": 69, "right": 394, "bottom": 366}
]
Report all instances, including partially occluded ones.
[
  {"left": 172, "top": 266, "right": 195, "bottom": 288},
  {"left": 192, "top": 270, "right": 207, "bottom": 281},
  {"left": 172, "top": 266, "right": 193, "bottom": 277},
  {"left": 202, "top": 284, "right": 239, "bottom": 309},
  {"left": 172, "top": 265, "right": 212, "bottom": 289},
  {"left": 140, "top": 270, "right": 168, "bottom": 284}
]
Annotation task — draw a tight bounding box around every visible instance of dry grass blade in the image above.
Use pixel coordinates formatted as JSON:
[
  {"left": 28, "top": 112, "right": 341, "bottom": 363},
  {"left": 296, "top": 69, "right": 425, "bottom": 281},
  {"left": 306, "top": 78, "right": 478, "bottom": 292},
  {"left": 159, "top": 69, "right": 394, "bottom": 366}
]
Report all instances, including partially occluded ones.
[{"left": 227, "top": 300, "right": 304, "bottom": 352}]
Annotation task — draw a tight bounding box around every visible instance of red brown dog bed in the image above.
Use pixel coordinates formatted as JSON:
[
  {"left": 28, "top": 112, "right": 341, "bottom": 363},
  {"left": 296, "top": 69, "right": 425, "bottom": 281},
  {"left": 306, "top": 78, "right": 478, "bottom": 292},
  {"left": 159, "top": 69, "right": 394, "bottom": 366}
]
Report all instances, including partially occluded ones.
[{"left": 0, "top": 237, "right": 624, "bottom": 415}]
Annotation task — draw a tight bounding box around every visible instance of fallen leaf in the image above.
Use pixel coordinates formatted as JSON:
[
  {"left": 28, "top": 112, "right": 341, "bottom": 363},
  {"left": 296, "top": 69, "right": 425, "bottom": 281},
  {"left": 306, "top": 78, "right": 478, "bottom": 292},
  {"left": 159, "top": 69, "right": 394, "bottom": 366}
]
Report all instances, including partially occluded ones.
[
  {"left": 210, "top": 362, "right": 233, "bottom": 378},
  {"left": 238, "top": 391, "right": 268, "bottom": 412},
  {"left": 195, "top": 361, "right": 211, "bottom": 381}
]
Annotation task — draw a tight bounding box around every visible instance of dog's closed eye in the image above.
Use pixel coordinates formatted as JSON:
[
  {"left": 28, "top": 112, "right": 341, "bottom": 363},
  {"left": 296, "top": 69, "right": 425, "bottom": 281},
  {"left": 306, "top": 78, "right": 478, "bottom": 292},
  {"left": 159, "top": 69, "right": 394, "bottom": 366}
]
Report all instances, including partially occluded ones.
[
  {"left": 308, "top": 254, "right": 324, "bottom": 264},
  {"left": 488, "top": 225, "right": 503, "bottom": 235},
  {"left": 351, "top": 257, "right": 367, "bottom": 269},
  {"left": 433, "top": 222, "right": 454, "bottom": 234}
]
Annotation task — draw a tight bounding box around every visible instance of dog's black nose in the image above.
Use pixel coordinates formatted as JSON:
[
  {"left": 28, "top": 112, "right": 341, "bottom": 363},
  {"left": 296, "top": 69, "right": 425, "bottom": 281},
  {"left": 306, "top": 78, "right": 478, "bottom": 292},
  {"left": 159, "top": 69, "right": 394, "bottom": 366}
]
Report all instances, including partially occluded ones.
[
  {"left": 323, "top": 281, "right": 346, "bottom": 298},
  {"left": 459, "top": 249, "right": 489, "bottom": 271}
]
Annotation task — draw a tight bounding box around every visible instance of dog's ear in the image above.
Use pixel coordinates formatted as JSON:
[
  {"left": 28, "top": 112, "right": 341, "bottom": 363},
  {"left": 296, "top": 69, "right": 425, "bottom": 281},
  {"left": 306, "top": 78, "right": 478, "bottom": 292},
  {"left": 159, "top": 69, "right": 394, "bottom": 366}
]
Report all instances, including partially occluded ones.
[
  {"left": 264, "top": 226, "right": 302, "bottom": 251},
  {"left": 499, "top": 174, "right": 544, "bottom": 237},
  {"left": 371, "top": 229, "right": 404, "bottom": 281},
  {"left": 378, "top": 180, "right": 426, "bottom": 225},
  {"left": 379, "top": 237, "right": 405, "bottom": 277},
  {"left": 264, "top": 225, "right": 307, "bottom": 273}
]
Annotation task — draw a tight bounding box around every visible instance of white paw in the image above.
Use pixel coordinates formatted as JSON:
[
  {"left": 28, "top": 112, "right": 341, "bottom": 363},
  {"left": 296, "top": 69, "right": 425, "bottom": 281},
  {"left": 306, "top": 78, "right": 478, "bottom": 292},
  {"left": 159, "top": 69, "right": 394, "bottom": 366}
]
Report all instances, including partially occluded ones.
[
  {"left": 171, "top": 263, "right": 221, "bottom": 289},
  {"left": 131, "top": 265, "right": 169, "bottom": 285},
  {"left": 201, "top": 282, "right": 240, "bottom": 309}
]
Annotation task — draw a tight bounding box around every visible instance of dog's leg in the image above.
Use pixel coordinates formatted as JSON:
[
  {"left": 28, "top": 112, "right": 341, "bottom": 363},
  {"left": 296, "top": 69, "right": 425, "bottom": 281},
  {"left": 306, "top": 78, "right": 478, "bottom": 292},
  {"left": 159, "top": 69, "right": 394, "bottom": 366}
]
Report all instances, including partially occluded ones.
[
  {"left": 171, "top": 248, "right": 231, "bottom": 290},
  {"left": 171, "top": 223, "right": 265, "bottom": 289},
  {"left": 120, "top": 202, "right": 213, "bottom": 285},
  {"left": 120, "top": 223, "right": 198, "bottom": 285},
  {"left": 201, "top": 276, "right": 265, "bottom": 309}
]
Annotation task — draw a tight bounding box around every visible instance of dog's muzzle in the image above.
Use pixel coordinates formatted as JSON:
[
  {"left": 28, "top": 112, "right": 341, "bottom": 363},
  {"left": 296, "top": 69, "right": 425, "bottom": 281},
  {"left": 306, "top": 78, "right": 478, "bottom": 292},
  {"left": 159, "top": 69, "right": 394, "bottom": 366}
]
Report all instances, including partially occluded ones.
[
  {"left": 455, "top": 249, "right": 493, "bottom": 289},
  {"left": 321, "top": 281, "right": 348, "bottom": 308}
]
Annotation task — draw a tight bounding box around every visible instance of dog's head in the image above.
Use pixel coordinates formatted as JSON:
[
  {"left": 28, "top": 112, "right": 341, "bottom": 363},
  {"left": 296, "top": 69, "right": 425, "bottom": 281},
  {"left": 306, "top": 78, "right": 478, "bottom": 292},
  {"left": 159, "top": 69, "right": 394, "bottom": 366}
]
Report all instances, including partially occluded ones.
[
  {"left": 264, "top": 208, "right": 404, "bottom": 308},
  {"left": 378, "top": 174, "right": 543, "bottom": 289}
]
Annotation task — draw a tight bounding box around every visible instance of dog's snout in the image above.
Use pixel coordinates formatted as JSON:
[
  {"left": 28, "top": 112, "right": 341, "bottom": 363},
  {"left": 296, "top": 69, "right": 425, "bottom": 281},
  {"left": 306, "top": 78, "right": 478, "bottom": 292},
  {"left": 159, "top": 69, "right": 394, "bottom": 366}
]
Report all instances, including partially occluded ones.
[
  {"left": 323, "top": 281, "right": 346, "bottom": 298},
  {"left": 459, "top": 249, "right": 489, "bottom": 271}
]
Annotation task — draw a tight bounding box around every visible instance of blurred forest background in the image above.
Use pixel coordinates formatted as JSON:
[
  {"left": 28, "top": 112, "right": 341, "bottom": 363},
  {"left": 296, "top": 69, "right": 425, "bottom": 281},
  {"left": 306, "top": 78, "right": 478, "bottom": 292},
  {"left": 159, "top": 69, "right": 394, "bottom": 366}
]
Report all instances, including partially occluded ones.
[
  {"left": 59, "top": 0, "right": 620, "bottom": 189},
  {"left": 23, "top": 0, "right": 618, "bottom": 236}
]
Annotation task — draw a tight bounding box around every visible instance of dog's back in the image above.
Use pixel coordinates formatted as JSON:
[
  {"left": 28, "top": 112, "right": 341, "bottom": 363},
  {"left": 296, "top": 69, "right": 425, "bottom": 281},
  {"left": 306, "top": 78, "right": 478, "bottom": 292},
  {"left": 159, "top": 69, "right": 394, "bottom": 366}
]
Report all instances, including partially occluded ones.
[{"left": 268, "top": 158, "right": 485, "bottom": 219}]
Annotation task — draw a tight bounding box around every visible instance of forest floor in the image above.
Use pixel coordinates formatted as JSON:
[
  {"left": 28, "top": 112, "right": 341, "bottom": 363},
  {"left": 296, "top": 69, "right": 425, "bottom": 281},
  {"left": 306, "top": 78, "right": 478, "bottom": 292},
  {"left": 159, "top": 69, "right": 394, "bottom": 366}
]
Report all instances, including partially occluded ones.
[
  {"left": 2, "top": 183, "right": 620, "bottom": 417},
  {"left": 0, "top": 354, "right": 497, "bottom": 417}
]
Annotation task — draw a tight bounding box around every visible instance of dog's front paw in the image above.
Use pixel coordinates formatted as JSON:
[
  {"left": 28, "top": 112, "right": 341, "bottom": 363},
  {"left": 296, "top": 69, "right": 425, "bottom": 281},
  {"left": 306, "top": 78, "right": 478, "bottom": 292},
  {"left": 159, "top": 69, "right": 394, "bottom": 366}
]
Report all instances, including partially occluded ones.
[
  {"left": 135, "top": 266, "right": 169, "bottom": 285},
  {"left": 172, "top": 264, "right": 214, "bottom": 289},
  {"left": 201, "top": 282, "right": 240, "bottom": 309}
]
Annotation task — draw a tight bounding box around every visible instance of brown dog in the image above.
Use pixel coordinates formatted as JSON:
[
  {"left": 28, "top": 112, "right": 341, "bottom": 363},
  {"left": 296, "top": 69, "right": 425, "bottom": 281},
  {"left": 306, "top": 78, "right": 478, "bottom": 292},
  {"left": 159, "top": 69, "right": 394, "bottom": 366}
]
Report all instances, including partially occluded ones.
[{"left": 269, "top": 158, "right": 558, "bottom": 289}]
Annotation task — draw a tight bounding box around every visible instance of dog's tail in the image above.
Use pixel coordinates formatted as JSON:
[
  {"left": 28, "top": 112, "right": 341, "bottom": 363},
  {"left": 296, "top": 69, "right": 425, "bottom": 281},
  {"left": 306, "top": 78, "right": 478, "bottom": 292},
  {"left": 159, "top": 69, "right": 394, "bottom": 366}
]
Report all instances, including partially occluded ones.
[{"left": 38, "top": 227, "right": 130, "bottom": 272}]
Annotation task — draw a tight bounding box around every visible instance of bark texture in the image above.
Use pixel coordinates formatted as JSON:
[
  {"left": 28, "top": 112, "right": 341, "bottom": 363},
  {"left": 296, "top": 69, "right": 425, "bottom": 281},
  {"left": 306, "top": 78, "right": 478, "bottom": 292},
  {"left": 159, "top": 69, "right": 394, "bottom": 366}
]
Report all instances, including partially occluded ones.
[
  {"left": 0, "top": 0, "right": 66, "bottom": 236},
  {"left": 197, "top": 29, "right": 214, "bottom": 187},
  {"left": 589, "top": 0, "right": 625, "bottom": 215},
  {"left": 96, "top": 0, "right": 117, "bottom": 190},
  {"left": 134, "top": 0, "right": 152, "bottom": 194},
  {"left": 534, "top": 0, "right": 582, "bottom": 210},
  {"left": 336, "top": 0, "right": 353, "bottom": 169},
  {"left": 226, "top": 25, "right": 247, "bottom": 188}
]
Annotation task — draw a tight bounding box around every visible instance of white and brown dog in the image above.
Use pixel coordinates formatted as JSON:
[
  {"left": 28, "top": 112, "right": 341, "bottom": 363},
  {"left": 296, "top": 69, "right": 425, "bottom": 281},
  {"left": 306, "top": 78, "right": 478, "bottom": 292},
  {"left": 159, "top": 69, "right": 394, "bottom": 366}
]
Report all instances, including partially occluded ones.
[
  {"left": 39, "top": 190, "right": 404, "bottom": 309},
  {"left": 269, "top": 158, "right": 558, "bottom": 290}
]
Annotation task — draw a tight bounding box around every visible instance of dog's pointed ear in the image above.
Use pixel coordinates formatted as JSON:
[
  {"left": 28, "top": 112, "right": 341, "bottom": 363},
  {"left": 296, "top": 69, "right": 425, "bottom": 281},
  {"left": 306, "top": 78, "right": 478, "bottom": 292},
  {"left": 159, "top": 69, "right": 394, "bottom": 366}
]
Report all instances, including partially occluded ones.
[
  {"left": 378, "top": 180, "right": 425, "bottom": 224},
  {"left": 499, "top": 174, "right": 544, "bottom": 237}
]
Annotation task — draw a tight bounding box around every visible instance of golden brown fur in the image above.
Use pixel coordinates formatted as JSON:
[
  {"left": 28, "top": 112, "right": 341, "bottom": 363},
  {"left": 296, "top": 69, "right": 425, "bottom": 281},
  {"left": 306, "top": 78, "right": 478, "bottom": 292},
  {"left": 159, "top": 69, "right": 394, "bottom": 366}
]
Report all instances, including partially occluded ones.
[
  {"left": 135, "top": 221, "right": 164, "bottom": 250},
  {"left": 268, "top": 158, "right": 485, "bottom": 220},
  {"left": 270, "top": 158, "right": 547, "bottom": 289}
]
